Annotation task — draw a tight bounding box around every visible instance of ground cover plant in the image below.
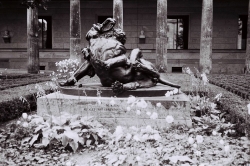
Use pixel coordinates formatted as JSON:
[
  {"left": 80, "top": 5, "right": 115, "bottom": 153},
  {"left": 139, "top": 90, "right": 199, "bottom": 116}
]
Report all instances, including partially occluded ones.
[
  {"left": 0, "top": 71, "right": 53, "bottom": 123},
  {"left": 0, "top": 93, "right": 249, "bottom": 165},
  {"left": 0, "top": 70, "right": 51, "bottom": 91},
  {"left": 0, "top": 63, "right": 249, "bottom": 165},
  {"left": 208, "top": 74, "right": 250, "bottom": 99}
]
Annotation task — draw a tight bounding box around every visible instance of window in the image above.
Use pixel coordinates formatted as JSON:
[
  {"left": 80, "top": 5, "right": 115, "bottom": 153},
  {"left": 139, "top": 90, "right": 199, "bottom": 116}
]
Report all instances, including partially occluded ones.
[
  {"left": 167, "top": 16, "right": 189, "bottom": 49},
  {"left": 237, "top": 15, "right": 247, "bottom": 49},
  {"left": 38, "top": 16, "right": 52, "bottom": 49},
  {"left": 98, "top": 16, "right": 113, "bottom": 24}
]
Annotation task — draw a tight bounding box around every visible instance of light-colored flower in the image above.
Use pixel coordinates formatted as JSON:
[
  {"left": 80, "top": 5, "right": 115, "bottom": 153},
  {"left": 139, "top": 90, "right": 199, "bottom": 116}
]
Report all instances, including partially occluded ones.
[
  {"left": 224, "top": 145, "right": 230, "bottom": 153},
  {"left": 201, "top": 73, "right": 208, "bottom": 85},
  {"left": 27, "top": 115, "right": 32, "bottom": 121},
  {"left": 169, "top": 91, "right": 174, "bottom": 96},
  {"left": 185, "top": 67, "right": 191, "bottom": 75},
  {"left": 114, "top": 126, "right": 123, "bottom": 141},
  {"left": 166, "top": 115, "right": 174, "bottom": 123},
  {"left": 126, "top": 106, "right": 131, "bottom": 112},
  {"left": 150, "top": 112, "right": 158, "bottom": 120},
  {"left": 109, "top": 99, "right": 115, "bottom": 106},
  {"left": 16, "top": 121, "right": 21, "bottom": 125},
  {"left": 145, "top": 125, "right": 152, "bottom": 132},
  {"left": 153, "top": 133, "right": 161, "bottom": 141},
  {"left": 130, "top": 126, "right": 138, "bottom": 131},
  {"left": 136, "top": 99, "right": 147, "bottom": 108},
  {"left": 115, "top": 126, "right": 123, "bottom": 136},
  {"left": 22, "top": 113, "right": 28, "bottom": 119},
  {"left": 146, "top": 111, "right": 151, "bottom": 116},
  {"left": 193, "top": 143, "right": 197, "bottom": 148},
  {"left": 173, "top": 88, "right": 178, "bottom": 94},
  {"left": 136, "top": 110, "right": 141, "bottom": 115},
  {"left": 195, "top": 150, "right": 201, "bottom": 156},
  {"left": 97, "top": 98, "right": 101, "bottom": 105},
  {"left": 219, "top": 139, "right": 224, "bottom": 145},
  {"left": 133, "top": 135, "right": 140, "bottom": 142},
  {"left": 247, "top": 103, "right": 250, "bottom": 115},
  {"left": 65, "top": 161, "right": 72, "bottom": 166},
  {"left": 214, "top": 93, "right": 222, "bottom": 101},
  {"left": 125, "top": 133, "right": 132, "bottom": 141},
  {"left": 188, "top": 137, "right": 194, "bottom": 144},
  {"left": 156, "top": 102, "right": 161, "bottom": 107},
  {"left": 210, "top": 103, "right": 217, "bottom": 110},
  {"left": 136, "top": 156, "right": 141, "bottom": 161},
  {"left": 22, "top": 122, "right": 28, "bottom": 128},
  {"left": 196, "top": 135, "right": 203, "bottom": 144},
  {"left": 165, "top": 91, "right": 171, "bottom": 97},
  {"left": 127, "top": 96, "right": 136, "bottom": 104},
  {"left": 212, "top": 130, "right": 217, "bottom": 136}
]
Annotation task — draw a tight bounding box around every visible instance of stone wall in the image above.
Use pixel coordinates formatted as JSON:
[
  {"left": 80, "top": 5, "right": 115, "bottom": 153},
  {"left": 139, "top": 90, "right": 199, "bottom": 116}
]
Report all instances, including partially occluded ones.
[
  {"left": 0, "top": 0, "right": 248, "bottom": 49},
  {"left": 0, "top": 0, "right": 248, "bottom": 73}
]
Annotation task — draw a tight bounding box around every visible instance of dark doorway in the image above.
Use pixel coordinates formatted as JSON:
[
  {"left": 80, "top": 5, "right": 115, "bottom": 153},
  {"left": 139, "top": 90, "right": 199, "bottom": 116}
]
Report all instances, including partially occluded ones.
[{"left": 38, "top": 16, "right": 52, "bottom": 49}]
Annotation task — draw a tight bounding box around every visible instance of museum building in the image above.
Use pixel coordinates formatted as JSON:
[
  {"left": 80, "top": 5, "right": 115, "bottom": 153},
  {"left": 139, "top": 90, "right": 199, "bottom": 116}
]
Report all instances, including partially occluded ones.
[{"left": 0, "top": 0, "right": 249, "bottom": 74}]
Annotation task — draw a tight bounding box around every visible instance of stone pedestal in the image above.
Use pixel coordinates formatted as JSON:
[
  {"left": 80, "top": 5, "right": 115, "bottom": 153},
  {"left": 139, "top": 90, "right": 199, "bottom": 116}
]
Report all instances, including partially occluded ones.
[{"left": 37, "top": 86, "right": 192, "bottom": 128}]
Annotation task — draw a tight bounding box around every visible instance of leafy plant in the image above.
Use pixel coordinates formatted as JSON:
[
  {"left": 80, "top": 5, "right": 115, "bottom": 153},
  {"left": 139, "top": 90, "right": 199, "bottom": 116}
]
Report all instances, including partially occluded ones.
[
  {"left": 22, "top": 112, "right": 110, "bottom": 153},
  {"left": 53, "top": 59, "right": 80, "bottom": 81}
]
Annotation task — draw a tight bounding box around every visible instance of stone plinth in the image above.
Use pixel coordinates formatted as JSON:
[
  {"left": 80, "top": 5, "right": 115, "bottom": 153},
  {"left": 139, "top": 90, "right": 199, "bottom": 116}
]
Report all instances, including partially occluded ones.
[
  {"left": 58, "top": 83, "right": 176, "bottom": 97},
  {"left": 37, "top": 90, "right": 192, "bottom": 128}
]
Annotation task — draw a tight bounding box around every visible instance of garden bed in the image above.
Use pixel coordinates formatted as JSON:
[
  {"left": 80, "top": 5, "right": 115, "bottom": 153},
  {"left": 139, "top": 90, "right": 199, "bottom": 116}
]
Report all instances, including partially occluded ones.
[
  {"left": 0, "top": 72, "right": 249, "bottom": 165},
  {"left": 0, "top": 73, "right": 51, "bottom": 91},
  {"left": 208, "top": 74, "right": 250, "bottom": 99},
  {"left": 0, "top": 73, "right": 53, "bottom": 123}
]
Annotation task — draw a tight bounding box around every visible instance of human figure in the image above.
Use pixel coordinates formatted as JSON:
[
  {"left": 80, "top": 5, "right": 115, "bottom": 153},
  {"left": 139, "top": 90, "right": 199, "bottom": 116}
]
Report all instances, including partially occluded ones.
[{"left": 59, "top": 18, "right": 181, "bottom": 93}]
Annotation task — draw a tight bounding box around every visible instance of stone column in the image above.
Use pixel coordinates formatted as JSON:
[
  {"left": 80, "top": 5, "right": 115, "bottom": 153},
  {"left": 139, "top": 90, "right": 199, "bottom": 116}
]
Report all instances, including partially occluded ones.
[
  {"left": 113, "top": 0, "right": 123, "bottom": 30},
  {"left": 200, "top": 0, "right": 213, "bottom": 74},
  {"left": 27, "top": 6, "right": 39, "bottom": 74},
  {"left": 156, "top": 0, "right": 168, "bottom": 72},
  {"left": 70, "top": 0, "right": 81, "bottom": 62},
  {"left": 245, "top": 0, "right": 250, "bottom": 74}
]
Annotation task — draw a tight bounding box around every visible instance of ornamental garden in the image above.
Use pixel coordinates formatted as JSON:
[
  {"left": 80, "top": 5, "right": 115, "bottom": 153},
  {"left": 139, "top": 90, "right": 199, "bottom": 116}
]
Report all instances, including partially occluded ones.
[{"left": 0, "top": 64, "right": 249, "bottom": 165}]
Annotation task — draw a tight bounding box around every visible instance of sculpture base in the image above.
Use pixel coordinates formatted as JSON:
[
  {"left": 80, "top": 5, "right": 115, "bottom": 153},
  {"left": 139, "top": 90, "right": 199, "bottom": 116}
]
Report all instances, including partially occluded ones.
[
  {"left": 58, "top": 83, "right": 176, "bottom": 97},
  {"left": 37, "top": 90, "right": 192, "bottom": 128}
]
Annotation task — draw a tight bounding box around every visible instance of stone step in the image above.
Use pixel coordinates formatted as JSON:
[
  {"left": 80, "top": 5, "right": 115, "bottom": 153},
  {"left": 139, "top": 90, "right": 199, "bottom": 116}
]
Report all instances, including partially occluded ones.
[{"left": 37, "top": 92, "right": 192, "bottom": 128}]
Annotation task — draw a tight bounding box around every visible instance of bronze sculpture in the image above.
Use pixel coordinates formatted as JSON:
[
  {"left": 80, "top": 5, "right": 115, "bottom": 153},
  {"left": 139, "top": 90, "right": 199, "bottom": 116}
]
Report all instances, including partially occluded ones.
[{"left": 59, "top": 18, "right": 180, "bottom": 94}]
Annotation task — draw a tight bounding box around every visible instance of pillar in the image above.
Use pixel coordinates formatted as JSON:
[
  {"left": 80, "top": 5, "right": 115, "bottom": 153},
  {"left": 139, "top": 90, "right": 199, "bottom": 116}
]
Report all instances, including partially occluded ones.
[
  {"left": 113, "top": 0, "right": 123, "bottom": 30},
  {"left": 245, "top": 0, "right": 250, "bottom": 74},
  {"left": 70, "top": 0, "right": 81, "bottom": 62},
  {"left": 27, "top": 6, "right": 39, "bottom": 74},
  {"left": 156, "top": 0, "right": 168, "bottom": 72},
  {"left": 200, "top": 0, "right": 213, "bottom": 74}
]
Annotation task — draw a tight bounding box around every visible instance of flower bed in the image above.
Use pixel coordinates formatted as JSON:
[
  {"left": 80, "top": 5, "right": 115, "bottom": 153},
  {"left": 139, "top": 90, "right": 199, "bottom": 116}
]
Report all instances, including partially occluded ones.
[
  {"left": 0, "top": 73, "right": 53, "bottom": 123},
  {"left": 0, "top": 67, "right": 250, "bottom": 165},
  {"left": 0, "top": 73, "right": 51, "bottom": 91},
  {"left": 208, "top": 74, "right": 250, "bottom": 99}
]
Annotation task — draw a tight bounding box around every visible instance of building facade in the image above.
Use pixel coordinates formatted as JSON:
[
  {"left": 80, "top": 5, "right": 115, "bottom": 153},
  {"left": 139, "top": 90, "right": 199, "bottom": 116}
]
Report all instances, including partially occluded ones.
[{"left": 0, "top": 0, "right": 249, "bottom": 73}]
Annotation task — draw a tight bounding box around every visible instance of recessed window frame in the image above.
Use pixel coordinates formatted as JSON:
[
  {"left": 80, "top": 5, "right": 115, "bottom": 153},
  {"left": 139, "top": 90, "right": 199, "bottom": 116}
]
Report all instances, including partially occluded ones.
[
  {"left": 237, "top": 15, "right": 247, "bottom": 50},
  {"left": 167, "top": 15, "right": 189, "bottom": 50},
  {"left": 38, "top": 16, "right": 52, "bottom": 49}
]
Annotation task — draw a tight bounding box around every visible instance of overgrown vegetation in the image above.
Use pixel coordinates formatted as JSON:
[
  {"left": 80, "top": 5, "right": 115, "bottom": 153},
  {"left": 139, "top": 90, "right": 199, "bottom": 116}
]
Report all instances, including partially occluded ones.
[
  {"left": 0, "top": 72, "right": 53, "bottom": 123},
  {"left": 0, "top": 63, "right": 249, "bottom": 165}
]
